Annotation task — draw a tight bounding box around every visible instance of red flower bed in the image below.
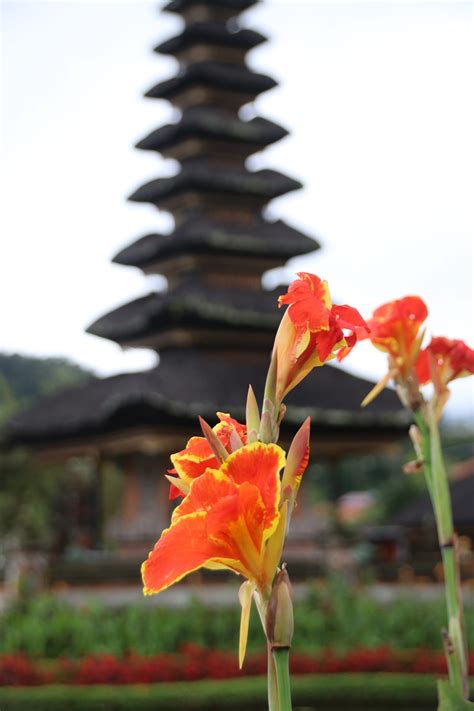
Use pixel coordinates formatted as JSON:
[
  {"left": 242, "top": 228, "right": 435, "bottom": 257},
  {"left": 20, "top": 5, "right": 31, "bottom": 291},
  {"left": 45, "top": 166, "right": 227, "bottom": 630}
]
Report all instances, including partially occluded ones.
[
  {"left": 1, "top": 647, "right": 473, "bottom": 686},
  {"left": 0, "top": 654, "right": 50, "bottom": 686}
]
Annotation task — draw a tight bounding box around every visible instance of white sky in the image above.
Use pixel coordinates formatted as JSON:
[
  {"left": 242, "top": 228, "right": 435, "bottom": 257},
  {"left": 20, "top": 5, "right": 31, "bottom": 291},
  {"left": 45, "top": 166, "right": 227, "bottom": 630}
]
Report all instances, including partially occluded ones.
[{"left": 1, "top": 0, "right": 473, "bottom": 421}]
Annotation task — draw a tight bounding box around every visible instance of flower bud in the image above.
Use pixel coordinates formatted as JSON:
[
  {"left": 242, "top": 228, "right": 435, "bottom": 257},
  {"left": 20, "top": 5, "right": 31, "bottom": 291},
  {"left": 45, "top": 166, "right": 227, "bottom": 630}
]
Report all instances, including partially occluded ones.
[
  {"left": 246, "top": 385, "right": 260, "bottom": 444},
  {"left": 265, "top": 567, "right": 294, "bottom": 649}
]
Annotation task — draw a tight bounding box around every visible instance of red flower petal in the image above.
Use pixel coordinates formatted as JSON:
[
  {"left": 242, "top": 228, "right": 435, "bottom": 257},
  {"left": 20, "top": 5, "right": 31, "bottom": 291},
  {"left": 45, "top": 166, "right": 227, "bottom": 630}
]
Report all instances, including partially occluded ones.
[
  {"left": 416, "top": 336, "right": 474, "bottom": 388},
  {"left": 365, "top": 296, "right": 428, "bottom": 374},
  {"left": 278, "top": 273, "right": 331, "bottom": 332},
  {"left": 331, "top": 304, "right": 368, "bottom": 331}
]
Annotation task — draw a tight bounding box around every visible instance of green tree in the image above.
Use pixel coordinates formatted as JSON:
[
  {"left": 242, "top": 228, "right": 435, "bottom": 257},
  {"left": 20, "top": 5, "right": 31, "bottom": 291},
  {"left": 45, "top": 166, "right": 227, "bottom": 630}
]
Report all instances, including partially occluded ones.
[
  {"left": 0, "top": 352, "right": 94, "bottom": 424},
  {"left": 0, "top": 352, "right": 95, "bottom": 549},
  {"left": 0, "top": 449, "right": 62, "bottom": 549}
]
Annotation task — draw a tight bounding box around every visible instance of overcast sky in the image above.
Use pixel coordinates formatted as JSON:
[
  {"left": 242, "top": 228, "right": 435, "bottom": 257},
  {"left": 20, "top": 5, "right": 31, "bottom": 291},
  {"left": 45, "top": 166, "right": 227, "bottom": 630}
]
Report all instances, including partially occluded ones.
[{"left": 1, "top": 0, "right": 473, "bottom": 421}]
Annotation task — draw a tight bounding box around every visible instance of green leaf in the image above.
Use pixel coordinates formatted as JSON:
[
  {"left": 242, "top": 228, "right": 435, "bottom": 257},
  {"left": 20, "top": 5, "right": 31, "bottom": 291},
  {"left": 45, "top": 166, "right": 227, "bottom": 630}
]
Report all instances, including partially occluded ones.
[{"left": 438, "top": 680, "right": 474, "bottom": 710}]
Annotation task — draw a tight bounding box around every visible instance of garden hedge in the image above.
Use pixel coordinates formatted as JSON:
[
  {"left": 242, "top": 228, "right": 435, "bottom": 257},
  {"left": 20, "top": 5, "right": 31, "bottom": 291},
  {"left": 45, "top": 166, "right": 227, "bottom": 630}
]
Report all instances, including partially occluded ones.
[
  {"left": 0, "top": 674, "right": 464, "bottom": 711},
  {"left": 4, "top": 585, "right": 473, "bottom": 658}
]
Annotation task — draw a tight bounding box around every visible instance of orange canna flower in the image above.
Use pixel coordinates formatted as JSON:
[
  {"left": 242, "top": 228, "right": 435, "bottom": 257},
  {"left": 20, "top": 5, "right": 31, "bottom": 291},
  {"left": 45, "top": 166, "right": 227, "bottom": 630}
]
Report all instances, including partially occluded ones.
[
  {"left": 142, "top": 442, "right": 286, "bottom": 596},
  {"left": 359, "top": 296, "right": 428, "bottom": 407},
  {"left": 416, "top": 337, "right": 474, "bottom": 396},
  {"left": 167, "top": 412, "right": 247, "bottom": 499},
  {"left": 146, "top": 422, "right": 310, "bottom": 667},
  {"left": 362, "top": 296, "right": 428, "bottom": 376},
  {"left": 273, "top": 272, "right": 368, "bottom": 402}
]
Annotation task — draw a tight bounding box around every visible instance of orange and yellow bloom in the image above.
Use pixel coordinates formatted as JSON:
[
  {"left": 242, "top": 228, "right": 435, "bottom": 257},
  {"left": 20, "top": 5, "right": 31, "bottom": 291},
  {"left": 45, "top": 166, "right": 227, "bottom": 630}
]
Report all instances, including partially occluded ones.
[
  {"left": 144, "top": 424, "right": 310, "bottom": 595},
  {"left": 273, "top": 272, "right": 368, "bottom": 402},
  {"left": 143, "top": 442, "right": 286, "bottom": 595},
  {"left": 143, "top": 412, "right": 310, "bottom": 668}
]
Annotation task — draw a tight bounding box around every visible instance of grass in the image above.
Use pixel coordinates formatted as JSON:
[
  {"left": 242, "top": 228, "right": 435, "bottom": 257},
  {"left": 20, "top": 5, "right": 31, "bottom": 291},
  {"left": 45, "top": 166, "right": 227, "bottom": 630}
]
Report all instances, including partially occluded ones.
[{"left": 0, "top": 674, "right": 453, "bottom": 710}]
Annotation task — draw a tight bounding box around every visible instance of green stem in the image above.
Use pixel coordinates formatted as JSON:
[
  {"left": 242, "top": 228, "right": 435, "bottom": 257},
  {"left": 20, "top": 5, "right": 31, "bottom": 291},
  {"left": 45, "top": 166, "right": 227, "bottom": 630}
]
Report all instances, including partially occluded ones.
[
  {"left": 254, "top": 592, "right": 279, "bottom": 710},
  {"left": 442, "top": 546, "right": 467, "bottom": 696},
  {"left": 272, "top": 648, "right": 292, "bottom": 711},
  {"left": 267, "top": 643, "right": 279, "bottom": 711},
  {"left": 416, "top": 407, "right": 469, "bottom": 699},
  {"left": 413, "top": 411, "right": 433, "bottom": 499}
]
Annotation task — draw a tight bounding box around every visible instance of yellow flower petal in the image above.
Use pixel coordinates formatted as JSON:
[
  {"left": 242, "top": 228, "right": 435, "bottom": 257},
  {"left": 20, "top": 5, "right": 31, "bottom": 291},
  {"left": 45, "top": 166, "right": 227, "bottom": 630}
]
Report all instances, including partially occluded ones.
[
  {"left": 238, "top": 580, "right": 256, "bottom": 668},
  {"left": 262, "top": 501, "right": 288, "bottom": 585}
]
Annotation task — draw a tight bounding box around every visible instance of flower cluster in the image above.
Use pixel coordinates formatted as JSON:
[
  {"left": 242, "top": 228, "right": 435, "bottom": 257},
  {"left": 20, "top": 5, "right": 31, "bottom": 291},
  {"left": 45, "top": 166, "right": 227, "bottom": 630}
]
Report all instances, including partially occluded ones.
[
  {"left": 143, "top": 274, "right": 365, "bottom": 619},
  {"left": 359, "top": 295, "right": 473, "bottom": 414},
  {"left": 143, "top": 271, "right": 367, "bottom": 667},
  {"left": 140, "top": 269, "right": 472, "bottom": 693},
  {"left": 0, "top": 653, "right": 47, "bottom": 686}
]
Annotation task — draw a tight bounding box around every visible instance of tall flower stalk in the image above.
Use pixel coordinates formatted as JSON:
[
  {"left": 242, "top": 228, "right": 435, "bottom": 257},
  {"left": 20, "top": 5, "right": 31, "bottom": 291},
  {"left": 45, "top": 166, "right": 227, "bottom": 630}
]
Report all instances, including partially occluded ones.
[
  {"left": 359, "top": 297, "right": 474, "bottom": 708},
  {"left": 141, "top": 272, "right": 367, "bottom": 711}
]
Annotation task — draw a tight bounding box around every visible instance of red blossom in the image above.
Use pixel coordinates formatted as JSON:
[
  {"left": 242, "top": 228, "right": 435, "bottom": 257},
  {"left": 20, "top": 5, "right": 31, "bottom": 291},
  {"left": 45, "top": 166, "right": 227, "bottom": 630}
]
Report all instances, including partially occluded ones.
[
  {"left": 416, "top": 336, "right": 474, "bottom": 394},
  {"left": 362, "top": 296, "right": 428, "bottom": 377},
  {"left": 273, "top": 272, "right": 368, "bottom": 401}
]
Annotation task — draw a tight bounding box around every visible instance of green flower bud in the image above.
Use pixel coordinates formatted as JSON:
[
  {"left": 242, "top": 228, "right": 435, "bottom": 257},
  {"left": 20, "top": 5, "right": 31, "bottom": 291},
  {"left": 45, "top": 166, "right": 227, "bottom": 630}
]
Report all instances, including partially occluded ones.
[{"left": 266, "top": 567, "right": 294, "bottom": 649}]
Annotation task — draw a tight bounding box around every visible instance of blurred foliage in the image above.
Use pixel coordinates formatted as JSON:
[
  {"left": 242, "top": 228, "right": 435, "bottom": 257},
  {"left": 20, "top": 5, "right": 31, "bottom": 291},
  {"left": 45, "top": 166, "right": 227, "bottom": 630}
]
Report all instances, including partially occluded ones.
[
  {"left": 0, "top": 352, "right": 94, "bottom": 425},
  {"left": 441, "top": 424, "right": 474, "bottom": 463},
  {"left": 1, "top": 579, "right": 472, "bottom": 658},
  {"left": 309, "top": 448, "right": 424, "bottom": 523},
  {"left": 309, "top": 421, "right": 473, "bottom": 525},
  {"left": 101, "top": 463, "right": 125, "bottom": 534},
  {"left": 0, "top": 449, "right": 63, "bottom": 549},
  {"left": 0, "top": 353, "right": 96, "bottom": 549}
]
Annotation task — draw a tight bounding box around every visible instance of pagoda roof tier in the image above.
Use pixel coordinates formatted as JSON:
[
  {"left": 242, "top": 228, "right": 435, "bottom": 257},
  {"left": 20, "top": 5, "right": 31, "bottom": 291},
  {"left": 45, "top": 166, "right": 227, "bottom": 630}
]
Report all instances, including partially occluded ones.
[
  {"left": 86, "top": 280, "right": 282, "bottom": 348},
  {"left": 155, "top": 21, "right": 266, "bottom": 56},
  {"left": 128, "top": 162, "right": 302, "bottom": 211},
  {"left": 135, "top": 108, "right": 287, "bottom": 159},
  {"left": 5, "top": 349, "right": 409, "bottom": 451},
  {"left": 112, "top": 218, "right": 318, "bottom": 271},
  {"left": 163, "top": 0, "right": 259, "bottom": 17},
  {"left": 145, "top": 61, "right": 276, "bottom": 107}
]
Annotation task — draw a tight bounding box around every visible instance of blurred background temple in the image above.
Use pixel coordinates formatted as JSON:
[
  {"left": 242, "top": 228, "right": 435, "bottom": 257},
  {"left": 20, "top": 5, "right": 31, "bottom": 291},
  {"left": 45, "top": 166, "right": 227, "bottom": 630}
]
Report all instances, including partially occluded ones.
[{"left": 2, "top": 0, "right": 471, "bottom": 596}]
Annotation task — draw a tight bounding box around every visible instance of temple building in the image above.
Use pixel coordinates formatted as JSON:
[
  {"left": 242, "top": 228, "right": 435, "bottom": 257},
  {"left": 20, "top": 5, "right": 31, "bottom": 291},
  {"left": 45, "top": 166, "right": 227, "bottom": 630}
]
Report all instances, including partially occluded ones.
[{"left": 5, "top": 0, "right": 409, "bottom": 579}]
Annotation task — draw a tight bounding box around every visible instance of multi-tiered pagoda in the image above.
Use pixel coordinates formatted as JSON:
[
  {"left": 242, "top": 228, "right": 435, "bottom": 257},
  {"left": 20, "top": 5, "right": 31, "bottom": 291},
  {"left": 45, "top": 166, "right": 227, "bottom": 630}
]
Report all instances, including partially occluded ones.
[{"left": 7, "top": 0, "right": 408, "bottom": 562}]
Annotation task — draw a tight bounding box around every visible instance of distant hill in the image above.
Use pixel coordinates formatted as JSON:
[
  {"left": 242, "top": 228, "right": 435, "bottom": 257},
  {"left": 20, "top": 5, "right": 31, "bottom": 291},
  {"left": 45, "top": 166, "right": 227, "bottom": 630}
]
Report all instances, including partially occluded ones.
[{"left": 0, "top": 353, "right": 95, "bottom": 424}]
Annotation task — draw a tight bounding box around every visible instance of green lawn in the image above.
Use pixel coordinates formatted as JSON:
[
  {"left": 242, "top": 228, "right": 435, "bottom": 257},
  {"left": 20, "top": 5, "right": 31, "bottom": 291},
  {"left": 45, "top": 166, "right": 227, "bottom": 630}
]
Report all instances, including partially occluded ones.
[{"left": 0, "top": 674, "right": 458, "bottom": 711}]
